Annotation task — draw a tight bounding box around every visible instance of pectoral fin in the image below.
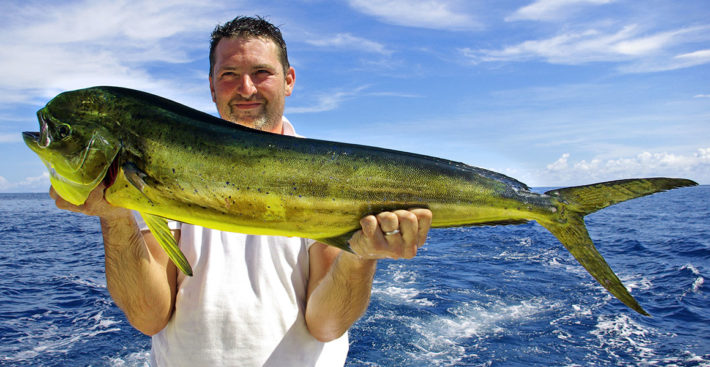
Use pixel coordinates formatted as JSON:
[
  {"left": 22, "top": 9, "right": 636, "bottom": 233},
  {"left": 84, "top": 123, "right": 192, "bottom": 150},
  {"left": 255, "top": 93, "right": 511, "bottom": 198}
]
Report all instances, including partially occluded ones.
[
  {"left": 141, "top": 212, "right": 193, "bottom": 276},
  {"left": 123, "top": 162, "right": 152, "bottom": 203}
]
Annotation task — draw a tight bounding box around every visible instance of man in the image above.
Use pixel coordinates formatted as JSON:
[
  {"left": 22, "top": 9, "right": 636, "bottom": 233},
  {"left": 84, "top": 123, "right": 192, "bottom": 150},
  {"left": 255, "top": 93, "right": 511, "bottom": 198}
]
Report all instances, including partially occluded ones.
[{"left": 51, "top": 16, "right": 432, "bottom": 366}]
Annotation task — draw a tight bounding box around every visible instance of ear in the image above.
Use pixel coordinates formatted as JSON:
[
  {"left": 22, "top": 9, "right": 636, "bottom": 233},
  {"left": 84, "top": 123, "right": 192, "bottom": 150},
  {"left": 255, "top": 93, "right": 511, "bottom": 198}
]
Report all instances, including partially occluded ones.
[
  {"left": 209, "top": 76, "right": 217, "bottom": 102},
  {"left": 284, "top": 67, "right": 296, "bottom": 96}
]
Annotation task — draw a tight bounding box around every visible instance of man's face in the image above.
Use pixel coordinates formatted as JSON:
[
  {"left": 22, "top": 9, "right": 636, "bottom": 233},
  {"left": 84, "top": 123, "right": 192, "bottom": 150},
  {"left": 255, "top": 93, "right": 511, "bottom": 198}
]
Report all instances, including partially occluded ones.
[{"left": 209, "top": 37, "right": 295, "bottom": 132}]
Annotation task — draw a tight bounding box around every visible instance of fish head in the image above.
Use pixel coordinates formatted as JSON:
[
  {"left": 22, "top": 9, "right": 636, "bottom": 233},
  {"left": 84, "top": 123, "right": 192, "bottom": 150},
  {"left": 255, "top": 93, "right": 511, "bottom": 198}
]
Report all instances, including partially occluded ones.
[{"left": 23, "top": 87, "right": 121, "bottom": 205}]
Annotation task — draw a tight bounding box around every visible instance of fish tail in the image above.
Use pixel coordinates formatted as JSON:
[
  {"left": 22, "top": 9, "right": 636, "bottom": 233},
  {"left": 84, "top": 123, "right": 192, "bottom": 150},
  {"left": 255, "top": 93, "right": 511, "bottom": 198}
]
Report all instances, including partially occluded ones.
[{"left": 540, "top": 178, "right": 697, "bottom": 316}]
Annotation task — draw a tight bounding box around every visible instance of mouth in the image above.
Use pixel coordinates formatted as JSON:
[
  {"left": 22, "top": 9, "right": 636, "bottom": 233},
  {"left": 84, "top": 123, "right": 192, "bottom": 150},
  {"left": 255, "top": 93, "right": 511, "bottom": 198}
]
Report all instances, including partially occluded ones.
[
  {"left": 23, "top": 111, "right": 52, "bottom": 148},
  {"left": 230, "top": 97, "right": 265, "bottom": 110},
  {"left": 236, "top": 101, "right": 262, "bottom": 107},
  {"left": 232, "top": 103, "right": 263, "bottom": 112},
  {"left": 22, "top": 131, "right": 40, "bottom": 142}
]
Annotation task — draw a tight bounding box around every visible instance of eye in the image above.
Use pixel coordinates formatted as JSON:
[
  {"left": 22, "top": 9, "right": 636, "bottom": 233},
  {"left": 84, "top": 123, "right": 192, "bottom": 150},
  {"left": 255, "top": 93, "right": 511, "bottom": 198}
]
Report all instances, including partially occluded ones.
[
  {"left": 220, "top": 71, "right": 237, "bottom": 79},
  {"left": 56, "top": 124, "right": 71, "bottom": 140}
]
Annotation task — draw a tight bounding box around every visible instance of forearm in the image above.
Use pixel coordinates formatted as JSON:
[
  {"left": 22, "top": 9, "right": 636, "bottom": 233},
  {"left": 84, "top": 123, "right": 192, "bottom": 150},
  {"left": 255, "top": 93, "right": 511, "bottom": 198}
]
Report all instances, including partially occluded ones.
[
  {"left": 305, "top": 251, "right": 376, "bottom": 342},
  {"left": 100, "top": 212, "right": 175, "bottom": 335}
]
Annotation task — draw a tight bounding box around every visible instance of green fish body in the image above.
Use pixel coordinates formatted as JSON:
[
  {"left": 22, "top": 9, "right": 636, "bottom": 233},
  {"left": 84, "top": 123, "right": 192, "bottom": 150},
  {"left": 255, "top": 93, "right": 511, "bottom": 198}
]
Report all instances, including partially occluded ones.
[{"left": 23, "top": 86, "right": 698, "bottom": 315}]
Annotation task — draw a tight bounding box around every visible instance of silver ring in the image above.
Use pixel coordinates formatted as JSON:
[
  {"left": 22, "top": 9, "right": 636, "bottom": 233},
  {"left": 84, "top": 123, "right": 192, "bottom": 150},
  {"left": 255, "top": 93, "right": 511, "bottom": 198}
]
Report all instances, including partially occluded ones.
[{"left": 384, "top": 229, "right": 400, "bottom": 236}]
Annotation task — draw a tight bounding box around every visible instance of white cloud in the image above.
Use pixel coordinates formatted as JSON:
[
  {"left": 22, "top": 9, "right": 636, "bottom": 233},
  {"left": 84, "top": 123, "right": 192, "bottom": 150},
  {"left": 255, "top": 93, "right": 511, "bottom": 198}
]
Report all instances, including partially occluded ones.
[
  {"left": 305, "top": 33, "right": 392, "bottom": 55},
  {"left": 0, "top": 172, "right": 50, "bottom": 192},
  {"left": 288, "top": 91, "right": 355, "bottom": 114},
  {"left": 287, "top": 85, "right": 421, "bottom": 114},
  {"left": 618, "top": 48, "right": 710, "bottom": 73},
  {"left": 0, "top": 0, "right": 229, "bottom": 108},
  {"left": 0, "top": 133, "right": 20, "bottom": 143},
  {"left": 288, "top": 86, "right": 370, "bottom": 114},
  {"left": 461, "top": 24, "right": 710, "bottom": 72},
  {"left": 348, "top": 0, "right": 480, "bottom": 31},
  {"left": 694, "top": 94, "right": 710, "bottom": 98},
  {"left": 506, "top": 0, "right": 615, "bottom": 22},
  {"left": 676, "top": 49, "right": 710, "bottom": 62},
  {"left": 546, "top": 153, "right": 570, "bottom": 171},
  {"left": 540, "top": 148, "right": 710, "bottom": 185}
]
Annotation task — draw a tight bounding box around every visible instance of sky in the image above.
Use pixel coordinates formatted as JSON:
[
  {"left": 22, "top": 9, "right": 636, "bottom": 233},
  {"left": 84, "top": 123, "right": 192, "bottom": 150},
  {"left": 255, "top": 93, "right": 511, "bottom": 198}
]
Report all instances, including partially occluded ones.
[{"left": 1, "top": 0, "right": 708, "bottom": 193}]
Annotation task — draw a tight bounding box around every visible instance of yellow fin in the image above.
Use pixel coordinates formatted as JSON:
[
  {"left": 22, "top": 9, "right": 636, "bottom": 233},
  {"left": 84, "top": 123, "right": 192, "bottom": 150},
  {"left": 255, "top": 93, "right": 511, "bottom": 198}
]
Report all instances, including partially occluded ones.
[{"left": 141, "top": 212, "right": 193, "bottom": 276}]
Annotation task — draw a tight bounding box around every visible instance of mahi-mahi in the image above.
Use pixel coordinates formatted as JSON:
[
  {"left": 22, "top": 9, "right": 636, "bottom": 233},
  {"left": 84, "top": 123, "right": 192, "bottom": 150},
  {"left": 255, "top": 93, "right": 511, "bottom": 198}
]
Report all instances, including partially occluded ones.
[{"left": 22, "top": 86, "right": 698, "bottom": 315}]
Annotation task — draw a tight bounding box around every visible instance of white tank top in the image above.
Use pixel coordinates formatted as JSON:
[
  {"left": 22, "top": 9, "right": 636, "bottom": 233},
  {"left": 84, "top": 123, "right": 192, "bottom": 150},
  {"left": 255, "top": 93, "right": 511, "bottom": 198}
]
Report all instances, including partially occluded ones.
[{"left": 149, "top": 226, "right": 349, "bottom": 366}]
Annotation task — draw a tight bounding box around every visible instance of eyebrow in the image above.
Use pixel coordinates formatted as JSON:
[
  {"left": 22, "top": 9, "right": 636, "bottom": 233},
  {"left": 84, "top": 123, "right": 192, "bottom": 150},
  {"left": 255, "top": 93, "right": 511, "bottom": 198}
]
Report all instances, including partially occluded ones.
[
  {"left": 218, "top": 64, "right": 277, "bottom": 72},
  {"left": 252, "top": 64, "right": 277, "bottom": 71}
]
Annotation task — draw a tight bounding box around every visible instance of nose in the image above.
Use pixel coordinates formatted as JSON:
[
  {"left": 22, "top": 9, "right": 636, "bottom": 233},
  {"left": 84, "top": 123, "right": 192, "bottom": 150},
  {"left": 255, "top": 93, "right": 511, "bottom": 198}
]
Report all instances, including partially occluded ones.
[{"left": 237, "top": 74, "right": 257, "bottom": 98}]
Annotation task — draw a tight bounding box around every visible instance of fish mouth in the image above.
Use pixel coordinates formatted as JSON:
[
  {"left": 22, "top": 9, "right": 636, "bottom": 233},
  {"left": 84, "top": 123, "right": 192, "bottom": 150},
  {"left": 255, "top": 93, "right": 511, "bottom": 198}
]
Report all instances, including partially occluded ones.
[
  {"left": 23, "top": 111, "right": 52, "bottom": 148},
  {"left": 21, "top": 131, "right": 44, "bottom": 154},
  {"left": 22, "top": 131, "right": 40, "bottom": 142}
]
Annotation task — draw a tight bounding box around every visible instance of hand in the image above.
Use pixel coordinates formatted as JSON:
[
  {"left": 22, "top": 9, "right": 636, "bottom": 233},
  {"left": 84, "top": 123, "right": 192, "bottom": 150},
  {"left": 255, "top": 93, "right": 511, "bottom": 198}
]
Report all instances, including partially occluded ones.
[
  {"left": 50, "top": 184, "right": 130, "bottom": 220},
  {"left": 348, "top": 208, "right": 432, "bottom": 260}
]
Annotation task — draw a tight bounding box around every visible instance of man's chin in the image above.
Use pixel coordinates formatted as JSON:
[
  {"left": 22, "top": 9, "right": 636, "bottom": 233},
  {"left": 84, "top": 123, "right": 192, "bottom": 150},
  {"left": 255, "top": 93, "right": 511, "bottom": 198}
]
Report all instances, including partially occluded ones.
[{"left": 229, "top": 116, "right": 273, "bottom": 131}]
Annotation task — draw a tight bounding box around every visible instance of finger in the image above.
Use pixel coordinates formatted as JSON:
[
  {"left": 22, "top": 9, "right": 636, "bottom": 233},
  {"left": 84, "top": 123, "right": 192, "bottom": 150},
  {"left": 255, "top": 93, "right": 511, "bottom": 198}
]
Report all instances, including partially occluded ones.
[
  {"left": 394, "top": 210, "right": 418, "bottom": 258},
  {"left": 347, "top": 230, "right": 366, "bottom": 258},
  {"left": 354, "top": 215, "right": 383, "bottom": 258},
  {"left": 89, "top": 183, "right": 106, "bottom": 200},
  {"left": 376, "top": 211, "right": 399, "bottom": 233},
  {"left": 383, "top": 233, "right": 403, "bottom": 260},
  {"left": 376, "top": 212, "right": 405, "bottom": 259},
  {"left": 57, "top": 199, "right": 79, "bottom": 212},
  {"left": 51, "top": 192, "right": 71, "bottom": 210},
  {"left": 410, "top": 208, "right": 433, "bottom": 247},
  {"left": 359, "top": 215, "right": 379, "bottom": 239},
  {"left": 49, "top": 185, "right": 75, "bottom": 211}
]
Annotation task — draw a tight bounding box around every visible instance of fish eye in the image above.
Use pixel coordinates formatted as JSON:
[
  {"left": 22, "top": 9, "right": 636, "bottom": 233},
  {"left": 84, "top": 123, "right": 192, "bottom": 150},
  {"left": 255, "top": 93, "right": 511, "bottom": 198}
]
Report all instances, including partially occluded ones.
[{"left": 56, "top": 124, "right": 71, "bottom": 140}]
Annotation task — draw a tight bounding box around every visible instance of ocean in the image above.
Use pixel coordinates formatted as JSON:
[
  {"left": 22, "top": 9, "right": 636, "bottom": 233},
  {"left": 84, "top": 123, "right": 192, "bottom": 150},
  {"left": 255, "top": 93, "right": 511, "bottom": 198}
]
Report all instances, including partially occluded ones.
[{"left": 1, "top": 186, "right": 708, "bottom": 366}]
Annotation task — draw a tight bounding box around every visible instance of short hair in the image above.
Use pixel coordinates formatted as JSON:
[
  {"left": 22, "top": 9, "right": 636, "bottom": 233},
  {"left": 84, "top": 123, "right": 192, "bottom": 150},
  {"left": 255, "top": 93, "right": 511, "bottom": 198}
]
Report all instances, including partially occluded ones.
[{"left": 209, "top": 16, "right": 290, "bottom": 76}]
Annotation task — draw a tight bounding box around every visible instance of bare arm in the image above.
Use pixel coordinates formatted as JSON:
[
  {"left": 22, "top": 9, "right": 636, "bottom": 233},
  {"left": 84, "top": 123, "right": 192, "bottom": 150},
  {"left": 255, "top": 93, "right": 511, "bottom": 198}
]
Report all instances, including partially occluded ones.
[
  {"left": 305, "top": 209, "right": 432, "bottom": 342},
  {"left": 50, "top": 184, "right": 177, "bottom": 336}
]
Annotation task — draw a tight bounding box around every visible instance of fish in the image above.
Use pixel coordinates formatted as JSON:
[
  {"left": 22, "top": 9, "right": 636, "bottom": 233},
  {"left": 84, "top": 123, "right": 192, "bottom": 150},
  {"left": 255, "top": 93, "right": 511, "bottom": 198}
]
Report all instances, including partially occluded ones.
[{"left": 23, "top": 86, "right": 697, "bottom": 316}]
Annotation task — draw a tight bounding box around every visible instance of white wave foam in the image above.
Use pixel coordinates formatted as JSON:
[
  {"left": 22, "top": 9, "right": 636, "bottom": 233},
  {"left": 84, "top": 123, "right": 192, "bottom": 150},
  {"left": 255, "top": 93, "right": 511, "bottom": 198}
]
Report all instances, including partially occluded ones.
[
  {"left": 680, "top": 263, "right": 705, "bottom": 299},
  {"left": 391, "top": 269, "right": 418, "bottom": 284},
  {"left": 371, "top": 285, "right": 435, "bottom": 307},
  {"left": 3, "top": 309, "right": 121, "bottom": 363},
  {"left": 591, "top": 314, "right": 655, "bottom": 360},
  {"left": 405, "top": 297, "right": 558, "bottom": 366},
  {"left": 620, "top": 273, "right": 653, "bottom": 293},
  {"left": 588, "top": 314, "right": 710, "bottom": 365},
  {"left": 371, "top": 264, "right": 435, "bottom": 307},
  {"left": 660, "top": 352, "right": 710, "bottom": 367},
  {"left": 108, "top": 350, "right": 151, "bottom": 367}
]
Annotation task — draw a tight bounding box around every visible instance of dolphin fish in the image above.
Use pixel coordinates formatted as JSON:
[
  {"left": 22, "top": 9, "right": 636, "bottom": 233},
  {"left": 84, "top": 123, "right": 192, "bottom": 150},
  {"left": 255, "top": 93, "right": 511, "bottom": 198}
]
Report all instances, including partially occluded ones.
[{"left": 23, "top": 86, "right": 698, "bottom": 315}]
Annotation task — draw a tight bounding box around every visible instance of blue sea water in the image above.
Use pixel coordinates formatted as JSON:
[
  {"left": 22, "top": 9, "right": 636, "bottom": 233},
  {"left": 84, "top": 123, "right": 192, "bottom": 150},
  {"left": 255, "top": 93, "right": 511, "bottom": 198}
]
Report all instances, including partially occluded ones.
[{"left": 1, "top": 186, "right": 709, "bottom": 366}]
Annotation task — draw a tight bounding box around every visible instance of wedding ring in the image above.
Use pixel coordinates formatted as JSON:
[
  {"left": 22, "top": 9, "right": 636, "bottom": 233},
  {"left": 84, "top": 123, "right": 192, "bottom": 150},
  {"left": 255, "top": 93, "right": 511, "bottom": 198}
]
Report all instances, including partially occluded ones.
[{"left": 384, "top": 229, "right": 400, "bottom": 236}]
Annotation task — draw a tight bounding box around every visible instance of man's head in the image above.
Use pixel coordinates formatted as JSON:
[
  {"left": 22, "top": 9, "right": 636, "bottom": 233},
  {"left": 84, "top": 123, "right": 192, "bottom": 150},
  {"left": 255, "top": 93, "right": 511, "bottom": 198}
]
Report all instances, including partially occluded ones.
[
  {"left": 209, "top": 16, "right": 295, "bottom": 132},
  {"left": 209, "top": 16, "right": 290, "bottom": 77}
]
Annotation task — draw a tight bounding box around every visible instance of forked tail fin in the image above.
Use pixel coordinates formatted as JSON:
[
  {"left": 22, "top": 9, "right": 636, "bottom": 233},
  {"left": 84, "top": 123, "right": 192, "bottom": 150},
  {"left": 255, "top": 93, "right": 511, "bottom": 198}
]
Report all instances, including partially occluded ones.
[{"left": 540, "top": 178, "right": 697, "bottom": 315}]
